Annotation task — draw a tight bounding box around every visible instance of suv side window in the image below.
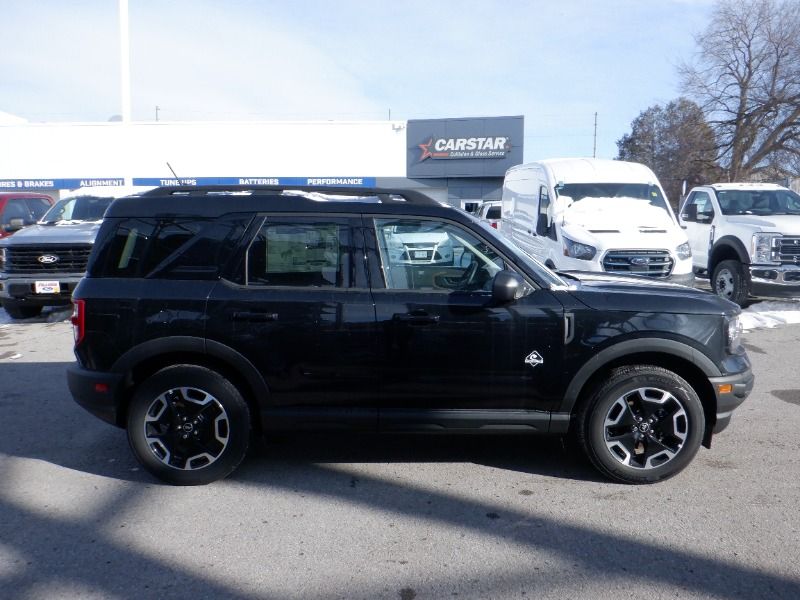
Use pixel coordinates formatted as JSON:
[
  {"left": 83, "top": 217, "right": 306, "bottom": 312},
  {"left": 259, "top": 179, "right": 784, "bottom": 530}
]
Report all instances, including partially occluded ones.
[
  {"left": 373, "top": 217, "right": 509, "bottom": 292},
  {"left": 246, "top": 218, "right": 352, "bottom": 288}
]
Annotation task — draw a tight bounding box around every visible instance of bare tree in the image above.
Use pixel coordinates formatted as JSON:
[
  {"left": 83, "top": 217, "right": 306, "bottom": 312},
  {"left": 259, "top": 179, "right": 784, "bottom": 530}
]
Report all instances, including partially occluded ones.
[
  {"left": 617, "top": 98, "right": 719, "bottom": 207},
  {"left": 680, "top": 0, "right": 800, "bottom": 181}
]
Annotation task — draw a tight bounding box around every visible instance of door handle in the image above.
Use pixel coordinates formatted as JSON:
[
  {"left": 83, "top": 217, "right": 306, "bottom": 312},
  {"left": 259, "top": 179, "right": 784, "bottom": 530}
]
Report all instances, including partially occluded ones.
[
  {"left": 232, "top": 311, "right": 278, "bottom": 322},
  {"left": 393, "top": 312, "right": 440, "bottom": 325}
]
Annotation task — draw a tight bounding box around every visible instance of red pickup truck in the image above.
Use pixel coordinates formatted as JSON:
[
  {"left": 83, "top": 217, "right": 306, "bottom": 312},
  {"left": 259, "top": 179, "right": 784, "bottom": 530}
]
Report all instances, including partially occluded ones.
[{"left": 0, "top": 192, "right": 54, "bottom": 238}]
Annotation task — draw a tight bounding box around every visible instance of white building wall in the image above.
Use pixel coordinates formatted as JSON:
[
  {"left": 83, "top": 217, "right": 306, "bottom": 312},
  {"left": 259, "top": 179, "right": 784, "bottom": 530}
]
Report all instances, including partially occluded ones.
[{"left": 0, "top": 120, "right": 408, "bottom": 184}]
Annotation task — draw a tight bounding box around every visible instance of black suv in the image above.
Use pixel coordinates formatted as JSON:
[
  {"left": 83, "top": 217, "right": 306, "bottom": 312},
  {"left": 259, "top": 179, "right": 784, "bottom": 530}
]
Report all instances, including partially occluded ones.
[{"left": 67, "top": 186, "right": 753, "bottom": 485}]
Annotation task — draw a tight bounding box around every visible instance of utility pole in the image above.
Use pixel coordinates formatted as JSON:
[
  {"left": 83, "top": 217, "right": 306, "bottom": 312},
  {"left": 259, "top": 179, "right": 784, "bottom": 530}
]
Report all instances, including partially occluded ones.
[
  {"left": 593, "top": 112, "right": 598, "bottom": 158},
  {"left": 155, "top": 106, "right": 160, "bottom": 122}
]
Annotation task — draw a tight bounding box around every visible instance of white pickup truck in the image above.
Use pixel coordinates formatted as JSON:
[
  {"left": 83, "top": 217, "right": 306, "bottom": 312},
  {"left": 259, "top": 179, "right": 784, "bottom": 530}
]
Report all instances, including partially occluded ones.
[{"left": 678, "top": 182, "right": 800, "bottom": 305}]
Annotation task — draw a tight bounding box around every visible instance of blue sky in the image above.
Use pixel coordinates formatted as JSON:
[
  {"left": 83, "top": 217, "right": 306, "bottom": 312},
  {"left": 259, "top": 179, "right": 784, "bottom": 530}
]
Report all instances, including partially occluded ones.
[{"left": 0, "top": 0, "right": 714, "bottom": 161}]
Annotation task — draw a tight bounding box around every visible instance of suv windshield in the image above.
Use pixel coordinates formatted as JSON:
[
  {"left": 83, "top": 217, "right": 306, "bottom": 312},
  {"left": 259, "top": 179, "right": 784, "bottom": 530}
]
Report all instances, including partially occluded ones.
[
  {"left": 716, "top": 189, "right": 800, "bottom": 216},
  {"left": 40, "top": 195, "right": 114, "bottom": 224},
  {"left": 556, "top": 183, "right": 668, "bottom": 211}
]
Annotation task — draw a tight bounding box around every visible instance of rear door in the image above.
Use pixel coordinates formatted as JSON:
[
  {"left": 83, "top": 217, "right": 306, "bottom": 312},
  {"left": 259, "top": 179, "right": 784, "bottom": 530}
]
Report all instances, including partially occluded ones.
[{"left": 205, "top": 214, "right": 380, "bottom": 428}]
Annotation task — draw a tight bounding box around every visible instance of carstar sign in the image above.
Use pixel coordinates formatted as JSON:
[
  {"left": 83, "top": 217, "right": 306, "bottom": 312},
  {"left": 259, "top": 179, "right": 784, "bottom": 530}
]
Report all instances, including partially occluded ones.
[{"left": 418, "top": 136, "right": 511, "bottom": 161}]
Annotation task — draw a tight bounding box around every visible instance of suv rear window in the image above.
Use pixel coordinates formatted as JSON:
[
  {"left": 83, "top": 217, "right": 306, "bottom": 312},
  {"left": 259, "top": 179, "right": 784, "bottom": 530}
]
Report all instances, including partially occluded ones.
[{"left": 89, "top": 216, "right": 249, "bottom": 279}]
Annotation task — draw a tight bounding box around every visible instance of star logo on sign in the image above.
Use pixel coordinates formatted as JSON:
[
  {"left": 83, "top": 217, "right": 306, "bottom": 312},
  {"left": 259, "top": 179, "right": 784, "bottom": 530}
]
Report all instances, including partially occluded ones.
[{"left": 418, "top": 138, "right": 434, "bottom": 162}]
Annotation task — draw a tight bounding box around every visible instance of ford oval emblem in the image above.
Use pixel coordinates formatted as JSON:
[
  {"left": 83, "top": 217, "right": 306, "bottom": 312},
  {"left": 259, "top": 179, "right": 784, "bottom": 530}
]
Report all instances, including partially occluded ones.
[
  {"left": 38, "top": 254, "right": 59, "bottom": 264},
  {"left": 630, "top": 257, "right": 650, "bottom": 266}
]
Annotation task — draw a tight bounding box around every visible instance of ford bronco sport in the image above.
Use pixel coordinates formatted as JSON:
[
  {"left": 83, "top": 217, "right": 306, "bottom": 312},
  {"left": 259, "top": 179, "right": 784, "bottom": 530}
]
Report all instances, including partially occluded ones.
[{"left": 67, "top": 185, "right": 753, "bottom": 485}]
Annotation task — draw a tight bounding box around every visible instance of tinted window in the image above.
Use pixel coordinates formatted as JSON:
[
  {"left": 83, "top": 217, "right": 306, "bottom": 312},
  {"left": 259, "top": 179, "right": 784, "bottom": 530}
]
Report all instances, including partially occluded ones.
[
  {"left": 246, "top": 220, "right": 351, "bottom": 288},
  {"left": 91, "top": 216, "right": 249, "bottom": 279},
  {"left": 486, "top": 206, "right": 501, "bottom": 219}
]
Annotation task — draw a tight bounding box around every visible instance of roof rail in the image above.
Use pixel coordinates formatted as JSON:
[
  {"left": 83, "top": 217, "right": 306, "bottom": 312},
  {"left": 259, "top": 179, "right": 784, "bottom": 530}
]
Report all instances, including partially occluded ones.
[{"left": 140, "top": 184, "right": 442, "bottom": 206}]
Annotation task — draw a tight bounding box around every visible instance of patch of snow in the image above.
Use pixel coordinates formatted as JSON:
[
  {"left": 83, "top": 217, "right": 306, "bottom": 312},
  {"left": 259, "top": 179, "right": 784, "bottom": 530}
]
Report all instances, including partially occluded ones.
[{"left": 740, "top": 299, "right": 800, "bottom": 331}]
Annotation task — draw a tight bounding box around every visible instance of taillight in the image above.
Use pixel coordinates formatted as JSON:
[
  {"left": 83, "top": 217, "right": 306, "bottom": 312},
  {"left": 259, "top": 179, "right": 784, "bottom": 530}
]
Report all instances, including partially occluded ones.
[
  {"left": 491, "top": 222, "right": 498, "bottom": 229},
  {"left": 71, "top": 299, "right": 85, "bottom": 345}
]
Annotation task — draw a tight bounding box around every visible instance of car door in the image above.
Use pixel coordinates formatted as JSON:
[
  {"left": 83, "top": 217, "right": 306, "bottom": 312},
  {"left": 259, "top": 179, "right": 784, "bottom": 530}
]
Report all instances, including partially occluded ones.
[
  {"left": 680, "top": 190, "right": 715, "bottom": 270},
  {"left": 366, "top": 215, "right": 566, "bottom": 431},
  {"left": 205, "top": 214, "right": 380, "bottom": 428}
]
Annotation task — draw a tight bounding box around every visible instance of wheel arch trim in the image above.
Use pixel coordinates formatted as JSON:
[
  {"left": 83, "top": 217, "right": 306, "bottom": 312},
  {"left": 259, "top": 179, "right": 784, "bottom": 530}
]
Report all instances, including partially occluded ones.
[
  {"left": 559, "top": 339, "right": 721, "bottom": 417},
  {"left": 709, "top": 236, "right": 749, "bottom": 271},
  {"left": 111, "top": 336, "right": 270, "bottom": 404}
]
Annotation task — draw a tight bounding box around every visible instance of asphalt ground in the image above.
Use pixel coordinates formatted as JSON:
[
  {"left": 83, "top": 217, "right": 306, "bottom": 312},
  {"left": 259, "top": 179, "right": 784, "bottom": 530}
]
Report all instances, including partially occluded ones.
[{"left": 0, "top": 319, "right": 799, "bottom": 600}]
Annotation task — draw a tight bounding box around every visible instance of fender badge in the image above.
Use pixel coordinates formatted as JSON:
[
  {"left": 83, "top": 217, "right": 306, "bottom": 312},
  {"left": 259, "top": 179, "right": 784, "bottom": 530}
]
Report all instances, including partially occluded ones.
[{"left": 524, "top": 351, "right": 543, "bottom": 368}]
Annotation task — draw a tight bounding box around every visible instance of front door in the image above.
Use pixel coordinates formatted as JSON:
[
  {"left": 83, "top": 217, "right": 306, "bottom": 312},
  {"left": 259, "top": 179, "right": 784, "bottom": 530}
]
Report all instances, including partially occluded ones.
[
  {"left": 680, "top": 190, "right": 716, "bottom": 271},
  {"left": 205, "top": 215, "right": 379, "bottom": 429},
  {"left": 366, "top": 216, "right": 565, "bottom": 430}
]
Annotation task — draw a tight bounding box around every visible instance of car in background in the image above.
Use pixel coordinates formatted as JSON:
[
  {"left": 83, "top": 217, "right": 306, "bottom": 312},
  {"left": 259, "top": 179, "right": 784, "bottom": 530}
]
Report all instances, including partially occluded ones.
[
  {"left": 477, "top": 201, "right": 502, "bottom": 229},
  {"left": 0, "top": 186, "right": 146, "bottom": 319},
  {"left": 381, "top": 220, "right": 455, "bottom": 265},
  {"left": 0, "top": 192, "right": 54, "bottom": 239},
  {"left": 679, "top": 182, "right": 800, "bottom": 305}
]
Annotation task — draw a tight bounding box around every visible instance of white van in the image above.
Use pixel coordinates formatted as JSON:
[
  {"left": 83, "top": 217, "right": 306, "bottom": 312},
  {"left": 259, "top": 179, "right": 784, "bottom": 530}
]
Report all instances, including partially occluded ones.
[{"left": 500, "top": 158, "right": 694, "bottom": 284}]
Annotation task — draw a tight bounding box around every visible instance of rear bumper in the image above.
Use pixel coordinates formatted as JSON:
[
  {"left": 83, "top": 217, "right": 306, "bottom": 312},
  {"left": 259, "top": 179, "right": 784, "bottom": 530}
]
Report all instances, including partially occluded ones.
[
  {"left": 67, "top": 364, "right": 124, "bottom": 427},
  {"left": 709, "top": 367, "right": 754, "bottom": 434}
]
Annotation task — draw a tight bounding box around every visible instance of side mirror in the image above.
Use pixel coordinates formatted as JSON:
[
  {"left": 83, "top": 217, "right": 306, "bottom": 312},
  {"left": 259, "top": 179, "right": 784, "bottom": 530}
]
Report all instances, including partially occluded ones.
[
  {"left": 2, "top": 218, "right": 25, "bottom": 233},
  {"left": 697, "top": 212, "right": 713, "bottom": 224},
  {"left": 492, "top": 270, "right": 525, "bottom": 304}
]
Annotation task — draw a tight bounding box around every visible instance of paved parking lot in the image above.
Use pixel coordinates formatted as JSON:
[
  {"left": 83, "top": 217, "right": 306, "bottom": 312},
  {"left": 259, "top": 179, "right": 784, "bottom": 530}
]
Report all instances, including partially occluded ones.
[{"left": 1, "top": 316, "right": 799, "bottom": 599}]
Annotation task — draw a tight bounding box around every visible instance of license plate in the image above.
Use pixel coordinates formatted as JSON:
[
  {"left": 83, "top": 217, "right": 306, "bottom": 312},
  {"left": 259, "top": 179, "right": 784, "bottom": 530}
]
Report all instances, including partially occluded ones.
[
  {"left": 413, "top": 250, "right": 428, "bottom": 259},
  {"left": 34, "top": 281, "right": 60, "bottom": 294}
]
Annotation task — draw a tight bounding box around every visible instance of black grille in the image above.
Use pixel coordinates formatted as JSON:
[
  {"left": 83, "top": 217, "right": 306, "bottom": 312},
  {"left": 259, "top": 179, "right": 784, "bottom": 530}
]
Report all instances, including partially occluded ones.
[
  {"left": 777, "top": 237, "right": 800, "bottom": 264},
  {"left": 3, "top": 245, "right": 93, "bottom": 274},
  {"left": 602, "top": 249, "right": 674, "bottom": 278}
]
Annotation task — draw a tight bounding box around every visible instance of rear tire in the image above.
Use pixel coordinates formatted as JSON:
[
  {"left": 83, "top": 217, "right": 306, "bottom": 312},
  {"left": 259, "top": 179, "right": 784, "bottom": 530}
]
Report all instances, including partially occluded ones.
[
  {"left": 127, "top": 365, "right": 251, "bottom": 485},
  {"left": 577, "top": 365, "right": 704, "bottom": 484},
  {"left": 712, "top": 259, "right": 750, "bottom": 306}
]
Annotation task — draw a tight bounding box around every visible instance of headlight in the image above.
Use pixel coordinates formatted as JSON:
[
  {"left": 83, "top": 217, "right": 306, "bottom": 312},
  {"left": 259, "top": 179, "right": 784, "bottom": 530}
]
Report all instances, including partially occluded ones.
[
  {"left": 726, "top": 315, "right": 742, "bottom": 352},
  {"left": 562, "top": 236, "right": 596, "bottom": 260},
  {"left": 751, "top": 233, "right": 780, "bottom": 264},
  {"left": 676, "top": 242, "right": 692, "bottom": 260}
]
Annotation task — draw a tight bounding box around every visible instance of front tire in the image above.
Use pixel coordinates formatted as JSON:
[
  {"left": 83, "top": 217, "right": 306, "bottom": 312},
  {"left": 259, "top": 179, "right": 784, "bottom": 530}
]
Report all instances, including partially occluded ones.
[
  {"left": 127, "top": 365, "right": 251, "bottom": 485},
  {"left": 712, "top": 259, "right": 750, "bottom": 306},
  {"left": 577, "top": 365, "right": 704, "bottom": 484}
]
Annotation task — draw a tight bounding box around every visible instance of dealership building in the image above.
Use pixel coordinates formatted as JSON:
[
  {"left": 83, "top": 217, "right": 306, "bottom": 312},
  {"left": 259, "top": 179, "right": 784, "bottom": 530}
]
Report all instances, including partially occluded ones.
[{"left": 0, "top": 115, "right": 523, "bottom": 209}]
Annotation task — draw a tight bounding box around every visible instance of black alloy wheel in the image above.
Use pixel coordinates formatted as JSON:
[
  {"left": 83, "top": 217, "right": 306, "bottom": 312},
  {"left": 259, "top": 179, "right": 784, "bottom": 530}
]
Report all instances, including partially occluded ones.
[
  {"left": 127, "top": 365, "right": 251, "bottom": 485},
  {"left": 578, "top": 365, "right": 705, "bottom": 484}
]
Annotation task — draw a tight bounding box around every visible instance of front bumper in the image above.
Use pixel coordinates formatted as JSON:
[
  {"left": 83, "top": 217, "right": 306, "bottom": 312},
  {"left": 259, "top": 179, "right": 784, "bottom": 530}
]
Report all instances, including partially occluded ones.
[
  {"left": 749, "top": 264, "right": 800, "bottom": 298},
  {"left": 666, "top": 272, "right": 695, "bottom": 286},
  {"left": 0, "top": 273, "right": 84, "bottom": 305},
  {"left": 709, "top": 367, "right": 754, "bottom": 434},
  {"left": 67, "top": 364, "right": 125, "bottom": 427}
]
